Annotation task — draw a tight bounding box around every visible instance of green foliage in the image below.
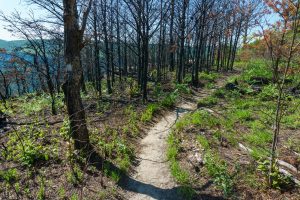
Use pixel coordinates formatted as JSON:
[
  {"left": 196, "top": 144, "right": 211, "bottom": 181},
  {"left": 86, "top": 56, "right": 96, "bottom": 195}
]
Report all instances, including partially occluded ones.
[
  {"left": 249, "top": 147, "right": 269, "bottom": 160},
  {"left": 91, "top": 127, "right": 133, "bottom": 174},
  {"left": 170, "top": 161, "right": 190, "bottom": 185},
  {"left": 257, "top": 159, "right": 294, "bottom": 190},
  {"left": 204, "top": 152, "right": 235, "bottom": 197},
  {"left": 233, "top": 109, "right": 252, "bottom": 121},
  {"left": 240, "top": 60, "right": 272, "bottom": 81},
  {"left": 199, "top": 72, "right": 219, "bottom": 83},
  {"left": 103, "top": 162, "right": 121, "bottom": 182},
  {"left": 183, "top": 74, "right": 192, "bottom": 84},
  {"left": 167, "top": 133, "right": 179, "bottom": 160},
  {"left": 116, "top": 154, "right": 131, "bottom": 173},
  {"left": 16, "top": 93, "right": 63, "bottom": 116},
  {"left": 278, "top": 98, "right": 300, "bottom": 128},
  {"left": 59, "top": 118, "right": 70, "bottom": 140},
  {"left": 141, "top": 103, "right": 160, "bottom": 122},
  {"left": 285, "top": 137, "right": 300, "bottom": 153},
  {"left": 154, "top": 83, "right": 162, "bottom": 97},
  {"left": 58, "top": 187, "right": 66, "bottom": 199},
  {"left": 66, "top": 164, "right": 84, "bottom": 186},
  {"left": 175, "top": 110, "right": 219, "bottom": 132},
  {"left": 0, "top": 168, "right": 18, "bottom": 184},
  {"left": 20, "top": 142, "right": 49, "bottom": 167},
  {"left": 123, "top": 106, "right": 139, "bottom": 136},
  {"left": 175, "top": 83, "right": 191, "bottom": 94},
  {"left": 111, "top": 170, "right": 121, "bottom": 182},
  {"left": 197, "top": 96, "right": 218, "bottom": 108},
  {"left": 243, "top": 129, "right": 272, "bottom": 147},
  {"left": 127, "top": 78, "right": 140, "bottom": 97},
  {"left": 213, "top": 88, "right": 226, "bottom": 98},
  {"left": 37, "top": 176, "right": 46, "bottom": 200},
  {"left": 197, "top": 135, "right": 210, "bottom": 150},
  {"left": 70, "top": 193, "right": 79, "bottom": 200},
  {"left": 161, "top": 92, "right": 178, "bottom": 108},
  {"left": 167, "top": 132, "right": 194, "bottom": 199},
  {"left": 7, "top": 126, "right": 54, "bottom": 167},
  {"left": 97, "top": 101, "right": 111, "bottom": 113},
  {"left": 258, "top": 84, "right": 278, "bottom": 100}
]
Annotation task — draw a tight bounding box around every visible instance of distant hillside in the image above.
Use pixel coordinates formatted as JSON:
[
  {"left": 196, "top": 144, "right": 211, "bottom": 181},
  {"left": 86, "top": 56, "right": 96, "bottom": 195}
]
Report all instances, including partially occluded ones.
[{"left": 0, "top": 39, "right": 27, "bottom": 51}]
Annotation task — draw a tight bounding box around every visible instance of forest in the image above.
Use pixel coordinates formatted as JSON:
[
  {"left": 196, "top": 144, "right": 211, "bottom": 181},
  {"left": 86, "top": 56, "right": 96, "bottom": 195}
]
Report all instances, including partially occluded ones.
[{"left": 0, "top": 0, "right": 300, "bottom": 199}]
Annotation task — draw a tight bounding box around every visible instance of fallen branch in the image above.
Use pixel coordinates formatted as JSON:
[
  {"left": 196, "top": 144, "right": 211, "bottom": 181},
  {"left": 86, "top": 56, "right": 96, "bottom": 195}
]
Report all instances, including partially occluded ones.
[
  {"left": 238, "top": 143, "right": 253, "bottom": 153},
  {"left": 277, "top": 159, "right": 298, "bottom": 174},
  {"left": 279, "top": 168, "right": 300, "bottom": 186},
  {"left": 238, "top": 143, "right": 300, "bottom": 186}
]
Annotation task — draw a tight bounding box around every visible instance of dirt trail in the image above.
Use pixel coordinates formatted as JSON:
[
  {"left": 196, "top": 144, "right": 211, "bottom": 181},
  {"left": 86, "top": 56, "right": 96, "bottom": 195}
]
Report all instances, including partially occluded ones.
[{"left": 121, "top": 77, "right": 228, "bottom": 200}]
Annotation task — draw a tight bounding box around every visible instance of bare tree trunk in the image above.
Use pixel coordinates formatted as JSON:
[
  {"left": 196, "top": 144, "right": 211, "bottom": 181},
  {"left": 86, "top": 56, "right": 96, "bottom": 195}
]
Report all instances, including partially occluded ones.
[
  {"left": 93, "top": 0, "right": 102, "bottom": 97},
  {"left": 169, "top": 0, "right": 175, "bottom": 72},
  {"left": 62, "top": 0, "right": 92, "bottom": 152},
  {"left": 177, "top": 0, "right": 188, "bottom": 83}
]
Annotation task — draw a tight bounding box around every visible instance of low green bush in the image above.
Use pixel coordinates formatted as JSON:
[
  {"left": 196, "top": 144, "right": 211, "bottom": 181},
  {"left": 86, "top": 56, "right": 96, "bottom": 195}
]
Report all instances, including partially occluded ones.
[
  {"left": 257, "top": 159, "right": 294, "bottom": 190},
  {"left": 199, "top": 72, "right": 219, "bottom": 83},
  {"left": 204, "top": 152, "right": 235, "bottom": 197},
  {"left": 240, "top": 60, "right": 273, "bottom": 81},
  {"left": 197, "top": 96, "right": 218, "bottom": 108},
  {"left": 0, "top": 168, "right": 19, "bottom": 184},
  {"left": 161, "top": 92, "right": 178, "bottom": 108},
  {"left": 258, "top": 84, "right": 278, "bottom": 100},
  {"left": 141, "top": 103, "right": 160, "bottom": 122},
  {"left": 176, "top": 84, "right": 191, "bottom": 94}
]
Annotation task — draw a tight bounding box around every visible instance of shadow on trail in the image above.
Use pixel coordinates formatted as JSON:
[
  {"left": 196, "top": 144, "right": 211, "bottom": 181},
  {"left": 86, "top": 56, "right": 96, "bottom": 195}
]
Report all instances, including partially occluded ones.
[{"left": 118, "top": 175, "right": 226, "bottom": 200}]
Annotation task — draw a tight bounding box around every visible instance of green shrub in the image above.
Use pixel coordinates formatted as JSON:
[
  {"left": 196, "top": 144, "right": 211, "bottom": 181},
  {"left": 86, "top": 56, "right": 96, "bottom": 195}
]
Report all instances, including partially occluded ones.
[
  {"left": 124, "top": 106, "right": 139, "bottom": 136},
  {"left": 240, "top": 60, "right": 272, "bottom": 81},
  {"left": 282, "top": 112, "right": 300, "bottom": 129},
  {"left": 141, "top": 103, "right": 160, "bottom": 122},
  {"left": 204, "top": 152, "right": 234, "bottom": 197},
  {"left": 258, "top": 84, "right": 278, "bottom": 100},
  {"left": 111, "top": 170, "right": 121, "bottom": 182},
  {"left": 175, "top": 110, "right": 218, "bottom": 132},
  {"left": 233, "top": 109, "right": 252, "bottom": 121},
  {"left": 19, "top": 94, "right": 59, "bottom": 116},
  {"left": 197, "top": 135, "right": 210, "bottom": 150},
  {"left": 66, "top": 165, "right": 84, "bottom": 186},
  {"left": 71, "top": 193, "right": 79, "bottom": 200},
  {"left": 250, "top": 147, "right": 269, "bottom": 160},
  {"left": 37, "top": 176, "right": 46, "bottom": 200},
  {"left": 183, "top": 74, "right": 192, "bottom": 84},
  {"left": 176, "top": 84, "right": 191, "bottom": 94},
  {"left": 154, "top": 83, "right": 162, "bottom": 97},
  {"left": 257, "top": 159, "right": 294, "bottom": 190},
  {"left": 58, "top": 187, "right": 66, "bottom": 199},
  {"left": 127, "top": 78, "right": 140, "bottom": 97},
  {"left": 199, "top": 72, "right": 219, "bottom": 83},
  {"left": 20, "top": 143, "right": 49, "bottom": 167},
  {"left": 213, "top": 88, "right": 226, "bottom": 98},
  {"left": 59, "top": 118, "right": 70, "bottom": 140},
  {"left": 7, "top": 126, "right": 52, "bottom": 167},
  {"left": 243, "top": 130, "right": 272, "bottom": 147},
  {"left": 197, "top": 96, "right": 218, "bottom": 108},
  {"left": 161, "top": 92, "right": 178, "bottom": 108},
  {"left": 0, "top": 168, "right": 19, "bottom": 184}
]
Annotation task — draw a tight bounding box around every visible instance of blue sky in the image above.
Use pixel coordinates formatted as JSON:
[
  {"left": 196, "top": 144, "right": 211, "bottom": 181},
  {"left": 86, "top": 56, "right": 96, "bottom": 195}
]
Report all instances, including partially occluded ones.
[
  {"left": 0, "top": 0, "right": 280, "bottom": 41},
  {"left": 0, "top": 0, "right": 41, "bottom": 40}
]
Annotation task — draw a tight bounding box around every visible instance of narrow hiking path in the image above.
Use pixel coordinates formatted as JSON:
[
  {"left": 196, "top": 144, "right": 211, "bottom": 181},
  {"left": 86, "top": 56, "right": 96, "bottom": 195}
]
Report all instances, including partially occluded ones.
[{"left": 121, "top": 74, "right": 232, "bottom": 200}]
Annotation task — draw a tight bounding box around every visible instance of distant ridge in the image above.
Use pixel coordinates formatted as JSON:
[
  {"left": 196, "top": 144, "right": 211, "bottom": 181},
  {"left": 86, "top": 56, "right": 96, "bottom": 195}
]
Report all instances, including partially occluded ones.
[{"left": 0, "top": 39, "right": 27, "bottom": 51}]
